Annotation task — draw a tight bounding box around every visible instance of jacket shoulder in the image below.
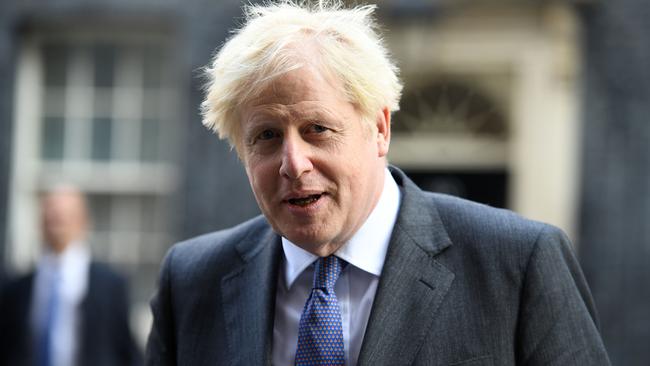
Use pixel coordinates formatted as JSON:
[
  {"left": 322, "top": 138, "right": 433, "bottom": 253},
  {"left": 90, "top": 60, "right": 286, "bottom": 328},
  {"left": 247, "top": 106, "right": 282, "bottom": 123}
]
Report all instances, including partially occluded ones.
[
  {"left": 423, "top": 191, "right": 574, "bottom": 280},
  {"left": 0, "top": 272, "right": 34, "bottom": 295},
  {"left": 0, "top": 272, "right": 34, "bottom": 312},
  {"left": 162, "top": 215, "right": 271, "bottom": 279},
  {"left": 426, "top": 192, "right": 556, "bottom": 248}
]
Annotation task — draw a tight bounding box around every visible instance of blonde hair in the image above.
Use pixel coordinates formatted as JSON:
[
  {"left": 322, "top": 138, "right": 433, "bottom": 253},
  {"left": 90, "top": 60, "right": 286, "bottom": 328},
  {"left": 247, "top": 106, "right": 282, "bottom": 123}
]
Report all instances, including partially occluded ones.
[{"left": 201, "top": 0, "right": 402, "bottom": 148}]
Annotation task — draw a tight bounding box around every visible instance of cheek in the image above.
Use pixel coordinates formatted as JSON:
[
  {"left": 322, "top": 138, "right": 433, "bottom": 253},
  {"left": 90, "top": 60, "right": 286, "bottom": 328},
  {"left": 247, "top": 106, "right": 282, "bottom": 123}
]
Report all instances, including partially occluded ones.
[{"left": 247, "top": 163, "right": 276, "bottom": 198}]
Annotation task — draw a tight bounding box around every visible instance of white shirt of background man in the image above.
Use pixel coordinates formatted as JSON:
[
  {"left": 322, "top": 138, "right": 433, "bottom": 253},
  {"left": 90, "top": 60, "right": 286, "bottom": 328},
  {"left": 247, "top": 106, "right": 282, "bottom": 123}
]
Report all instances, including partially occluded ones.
[{"left": 31, "top": 241, "right": 90, "bottom": 366}]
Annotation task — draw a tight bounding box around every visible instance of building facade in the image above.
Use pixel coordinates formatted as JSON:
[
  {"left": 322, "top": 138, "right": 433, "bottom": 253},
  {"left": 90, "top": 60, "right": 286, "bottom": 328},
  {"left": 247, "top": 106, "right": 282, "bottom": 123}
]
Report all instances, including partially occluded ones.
[{"left": 0, "top": 0, "right": 648, "bottom": 363}]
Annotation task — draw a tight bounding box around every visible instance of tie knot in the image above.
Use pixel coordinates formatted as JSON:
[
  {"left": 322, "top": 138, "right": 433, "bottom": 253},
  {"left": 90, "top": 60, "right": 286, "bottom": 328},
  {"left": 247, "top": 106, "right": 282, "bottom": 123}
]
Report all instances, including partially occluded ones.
[{"left": 313, "top": 256, "right": 345, "bottom": 292}]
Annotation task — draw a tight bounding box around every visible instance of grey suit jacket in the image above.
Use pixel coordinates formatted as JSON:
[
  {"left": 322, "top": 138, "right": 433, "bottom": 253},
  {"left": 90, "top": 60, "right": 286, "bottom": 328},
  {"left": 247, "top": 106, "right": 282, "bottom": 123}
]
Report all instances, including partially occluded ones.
[{"left": 146, "top": 167, "right": 610, "bottom": 365}]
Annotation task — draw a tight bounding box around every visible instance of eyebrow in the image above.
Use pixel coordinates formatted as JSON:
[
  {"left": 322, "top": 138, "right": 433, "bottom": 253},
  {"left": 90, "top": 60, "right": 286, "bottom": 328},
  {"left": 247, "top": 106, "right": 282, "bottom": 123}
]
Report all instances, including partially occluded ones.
[{"left": 243, "top": 101, "right": 348, "bottom": 134}]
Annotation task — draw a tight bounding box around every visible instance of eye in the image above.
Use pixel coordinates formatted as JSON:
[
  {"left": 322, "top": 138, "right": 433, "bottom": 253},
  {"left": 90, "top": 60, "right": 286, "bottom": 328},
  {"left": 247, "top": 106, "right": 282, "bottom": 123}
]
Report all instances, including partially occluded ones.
[
  {"left": 309, "top": 124, "right": 329, "bottom": 133},
  {"left": 257, "top": 129, "right": 278, "bottom": 141}
]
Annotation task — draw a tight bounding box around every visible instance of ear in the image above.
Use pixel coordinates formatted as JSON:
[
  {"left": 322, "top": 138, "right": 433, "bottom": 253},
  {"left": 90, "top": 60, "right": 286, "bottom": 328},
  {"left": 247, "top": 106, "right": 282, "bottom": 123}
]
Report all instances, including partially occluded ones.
[{"left": 375, "top": 106, "right": 391, "bottom": 158}]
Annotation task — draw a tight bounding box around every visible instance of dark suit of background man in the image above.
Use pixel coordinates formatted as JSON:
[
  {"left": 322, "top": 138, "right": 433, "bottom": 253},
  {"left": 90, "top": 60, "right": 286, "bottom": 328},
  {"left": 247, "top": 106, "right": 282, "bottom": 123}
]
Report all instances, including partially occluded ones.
[
  {"left": 0, "top": 186, "right": 142, "bottom": 366},
  {"left": 146, "top": 1, "right": 611, "bottom": 365}
]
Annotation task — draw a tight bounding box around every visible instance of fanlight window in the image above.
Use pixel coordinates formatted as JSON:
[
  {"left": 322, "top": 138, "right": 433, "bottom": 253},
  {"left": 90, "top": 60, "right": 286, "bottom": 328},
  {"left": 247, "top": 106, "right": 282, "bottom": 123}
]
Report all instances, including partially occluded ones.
[{"left": 393, "top": 80, "right": 508, "bottom": 138}]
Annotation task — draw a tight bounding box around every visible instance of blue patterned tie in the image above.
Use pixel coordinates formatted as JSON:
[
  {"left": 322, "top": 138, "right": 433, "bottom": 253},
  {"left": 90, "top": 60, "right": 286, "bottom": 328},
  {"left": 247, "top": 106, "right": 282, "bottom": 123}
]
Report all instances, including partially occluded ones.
[{"left": 295, "top": 256, "right": 346, "bottom": 365}]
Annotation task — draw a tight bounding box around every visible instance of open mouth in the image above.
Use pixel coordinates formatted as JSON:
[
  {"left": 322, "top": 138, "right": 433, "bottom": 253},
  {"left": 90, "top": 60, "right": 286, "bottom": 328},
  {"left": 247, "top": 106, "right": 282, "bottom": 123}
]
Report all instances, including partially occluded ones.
[{"left": 287, "top": 194, "right": 323, "bottom": 207}]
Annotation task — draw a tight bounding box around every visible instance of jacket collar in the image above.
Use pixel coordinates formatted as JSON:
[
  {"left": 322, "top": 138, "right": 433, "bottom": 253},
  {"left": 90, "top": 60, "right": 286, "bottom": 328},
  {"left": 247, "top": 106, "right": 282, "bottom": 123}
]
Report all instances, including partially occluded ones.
[
  {"left": 357, "top": 166, "right": 455, "bottom": 365},
  {"left": 222, "top": 221, "right": 281, "bottom": 366}
]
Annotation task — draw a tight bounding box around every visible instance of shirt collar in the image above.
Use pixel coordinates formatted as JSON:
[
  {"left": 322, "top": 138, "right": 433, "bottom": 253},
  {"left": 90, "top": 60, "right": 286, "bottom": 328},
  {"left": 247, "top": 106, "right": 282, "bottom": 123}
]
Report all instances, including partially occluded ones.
[
  {"left": 281, "top": 168, "right": 401, "bottom": 289},
  {"left": 40, "top": 240, "right": 90, "bottom": 275}
]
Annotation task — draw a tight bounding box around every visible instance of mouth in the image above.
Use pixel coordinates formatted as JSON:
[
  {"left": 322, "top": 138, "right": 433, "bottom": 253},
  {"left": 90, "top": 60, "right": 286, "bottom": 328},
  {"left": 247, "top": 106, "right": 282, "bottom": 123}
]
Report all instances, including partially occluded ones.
[{"left": 286, "top": 193, "right": 324, "bottom": 207}]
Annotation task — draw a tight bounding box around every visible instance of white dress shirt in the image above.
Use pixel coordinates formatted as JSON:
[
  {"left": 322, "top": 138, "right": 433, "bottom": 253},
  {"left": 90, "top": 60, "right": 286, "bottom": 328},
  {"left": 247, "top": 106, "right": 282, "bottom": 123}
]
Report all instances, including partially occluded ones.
[
  {"left": 273, "top": 169, "right": 401, "bottom": 365},
  {"left": 31, "top": 241, "right": 91, "bottom": 366}
]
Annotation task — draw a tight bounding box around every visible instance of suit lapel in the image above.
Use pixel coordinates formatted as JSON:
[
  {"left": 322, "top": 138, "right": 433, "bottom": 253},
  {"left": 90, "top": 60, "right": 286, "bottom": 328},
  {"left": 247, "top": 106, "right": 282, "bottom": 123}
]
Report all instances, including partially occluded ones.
[
  {"left": 221, "top": 224, "right": 281, "bottom": 366},
  {"left": 358, "top": 168, "right": 455, "bottom": 365}
]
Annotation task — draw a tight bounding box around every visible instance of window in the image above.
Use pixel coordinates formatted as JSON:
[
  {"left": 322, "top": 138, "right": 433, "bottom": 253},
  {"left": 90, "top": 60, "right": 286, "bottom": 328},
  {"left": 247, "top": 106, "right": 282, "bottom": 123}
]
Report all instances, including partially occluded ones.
[
  {"left": 389, "top": 76, "right": 510, "bottom": 170},
  {"left": 390, "top": 77, "right": 510, "bottom": 207},
  {"left": 34, "top": 37, "right": 178, "bottom": 267},
  {"left": 393, "top": 79, "right": 508, "bottom": 138}
]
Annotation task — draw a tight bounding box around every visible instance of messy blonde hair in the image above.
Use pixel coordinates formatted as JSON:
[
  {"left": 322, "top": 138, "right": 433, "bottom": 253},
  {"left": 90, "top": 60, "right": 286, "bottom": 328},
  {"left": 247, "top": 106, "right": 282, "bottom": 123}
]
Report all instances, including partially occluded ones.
[{"left": 201, "top": 0, "right": 402, "bottom": 148}]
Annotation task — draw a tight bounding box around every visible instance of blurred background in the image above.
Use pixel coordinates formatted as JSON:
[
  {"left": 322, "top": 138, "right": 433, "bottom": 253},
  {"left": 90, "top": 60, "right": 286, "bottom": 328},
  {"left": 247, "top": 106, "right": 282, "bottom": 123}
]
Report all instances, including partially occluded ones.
[{"left": 0, "top": 0, "right": 647, "bottom": 364}]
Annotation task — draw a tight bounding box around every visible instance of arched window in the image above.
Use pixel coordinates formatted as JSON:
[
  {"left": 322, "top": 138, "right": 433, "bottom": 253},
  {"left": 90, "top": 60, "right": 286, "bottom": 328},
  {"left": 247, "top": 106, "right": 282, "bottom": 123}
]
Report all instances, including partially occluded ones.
[{"left": 393, "top": 79, "right": 508, "bottom": 139}]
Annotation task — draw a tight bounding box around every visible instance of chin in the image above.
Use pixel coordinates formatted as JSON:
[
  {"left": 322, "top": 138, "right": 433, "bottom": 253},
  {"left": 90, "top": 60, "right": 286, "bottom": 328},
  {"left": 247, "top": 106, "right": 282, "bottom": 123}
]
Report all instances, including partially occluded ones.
[
  {"left": 284, "top": 228, "right": 329, "bottom": 247},
  {"left": 285, "top": 233, "right": 324, "bottom": 247}
]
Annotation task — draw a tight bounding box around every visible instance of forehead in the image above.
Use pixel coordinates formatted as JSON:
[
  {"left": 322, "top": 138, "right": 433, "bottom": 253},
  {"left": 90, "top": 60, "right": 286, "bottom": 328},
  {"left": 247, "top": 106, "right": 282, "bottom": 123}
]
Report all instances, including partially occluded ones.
[
  {"left": 245, "top": 65, "right": 347, "bottom": 110},
  {"left": 42, "top": 190, "right": 84, "bottom": 210}
]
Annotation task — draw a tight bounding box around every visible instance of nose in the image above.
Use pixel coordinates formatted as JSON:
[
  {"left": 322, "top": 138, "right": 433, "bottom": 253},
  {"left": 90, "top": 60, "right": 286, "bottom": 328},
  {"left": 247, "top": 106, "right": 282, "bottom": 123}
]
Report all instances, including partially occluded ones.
[{"left": 279, "top": 133, "right": 313, "bottom": 180}]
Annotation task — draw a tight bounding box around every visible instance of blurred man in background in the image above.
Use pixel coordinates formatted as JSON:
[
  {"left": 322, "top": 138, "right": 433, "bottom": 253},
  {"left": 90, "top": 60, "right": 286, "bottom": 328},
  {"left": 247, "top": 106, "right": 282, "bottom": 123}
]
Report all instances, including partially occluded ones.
[{"left": 0, "top": 186, "right": 142, "bottom": 366}]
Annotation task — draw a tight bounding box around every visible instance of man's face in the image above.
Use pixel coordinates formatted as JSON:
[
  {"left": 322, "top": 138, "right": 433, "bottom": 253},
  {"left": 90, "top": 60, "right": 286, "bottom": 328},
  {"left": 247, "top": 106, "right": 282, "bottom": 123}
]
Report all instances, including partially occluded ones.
[
  {"left": 41, "top": 189, "right": 88, "bottom": 253},
  {"left": 239, "top": 65, "right": 390, "bottom": 256}
]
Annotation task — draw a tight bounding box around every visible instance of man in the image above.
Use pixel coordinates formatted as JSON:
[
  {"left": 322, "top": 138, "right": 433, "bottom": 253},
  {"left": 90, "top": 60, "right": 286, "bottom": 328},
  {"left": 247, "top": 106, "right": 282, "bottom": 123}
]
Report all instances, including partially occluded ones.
[
  {"left": 146, "top": 1, "right": 610, "bottom": 365},
  {"left": 0, "top": 186, "right": 142, "bottom": 366}
]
